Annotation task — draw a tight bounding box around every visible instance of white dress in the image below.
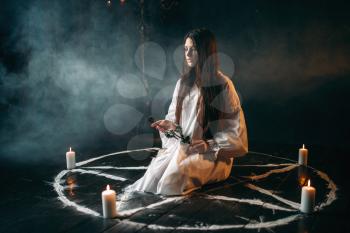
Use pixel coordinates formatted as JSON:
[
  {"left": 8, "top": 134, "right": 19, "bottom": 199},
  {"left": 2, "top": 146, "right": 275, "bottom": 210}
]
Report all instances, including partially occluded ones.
[{"left": 127, "top": 72, "right": 248, "bottom": 196}]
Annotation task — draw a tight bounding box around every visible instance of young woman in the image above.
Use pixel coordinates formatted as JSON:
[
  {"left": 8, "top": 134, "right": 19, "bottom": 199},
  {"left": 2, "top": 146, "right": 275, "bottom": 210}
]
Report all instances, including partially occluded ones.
[{"left": 127, "top": 28, "right": 248, "bottom": 195}]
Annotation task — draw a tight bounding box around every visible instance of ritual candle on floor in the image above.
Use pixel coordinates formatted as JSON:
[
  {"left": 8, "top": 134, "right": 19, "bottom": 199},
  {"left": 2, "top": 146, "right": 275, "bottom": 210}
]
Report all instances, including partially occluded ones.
[
  {"left": 102, "top": 185, "right": 117, "bottom": 218},
  {"left": 298, "top": 144, "right": 308, "bottom": 166},
  {"left": 66, "top": 147, "right": 76, "bottom": 170},
  {"left": 300, "top": 179, "right": 316, "bottom": 213}
]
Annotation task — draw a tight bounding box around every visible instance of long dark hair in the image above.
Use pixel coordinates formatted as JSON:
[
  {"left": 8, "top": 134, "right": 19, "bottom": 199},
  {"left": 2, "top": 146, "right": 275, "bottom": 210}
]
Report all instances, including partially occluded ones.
[{"left": 175, "top": 28, "right": 224, "bottom": 139}]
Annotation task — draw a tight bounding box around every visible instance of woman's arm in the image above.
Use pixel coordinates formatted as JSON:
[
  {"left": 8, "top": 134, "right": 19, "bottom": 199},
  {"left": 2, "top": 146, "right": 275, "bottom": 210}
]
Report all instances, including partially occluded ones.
[
  {"left": 208, "top": 76, "right": 248, "bottom": 160},
  {"left": 158, "top": 79, "right": 181, "bottom": 148}
]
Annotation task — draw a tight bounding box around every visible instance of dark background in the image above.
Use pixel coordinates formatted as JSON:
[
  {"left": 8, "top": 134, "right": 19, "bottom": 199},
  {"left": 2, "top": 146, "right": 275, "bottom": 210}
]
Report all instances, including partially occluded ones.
[
  {"left": 1, "top": 0, "right": 349, "bottom": 170},
  {"left": 1, "top": 1, "right": 350, "bottom": 231}
]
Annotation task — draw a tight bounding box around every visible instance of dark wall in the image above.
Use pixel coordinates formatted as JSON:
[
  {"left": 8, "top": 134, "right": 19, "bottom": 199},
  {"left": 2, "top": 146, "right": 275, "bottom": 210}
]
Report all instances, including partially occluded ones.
[{"left": 1, "top": 0, "right": 349, "bottom": 164}]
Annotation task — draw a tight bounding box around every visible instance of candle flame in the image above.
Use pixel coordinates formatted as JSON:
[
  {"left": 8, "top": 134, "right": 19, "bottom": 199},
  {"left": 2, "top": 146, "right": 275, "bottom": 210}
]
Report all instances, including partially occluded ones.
[
  {"left": 106, "top": 184, "right": 110, "bottom": 190},
  {"left": 70, "top": 147, "right": 72, "bottom": 152},
  {"left": 302, "top": 144, "right": 305, "bottom": 149},
  {"left": 307, "top": 179, "right": 311, "bottom": 187}
]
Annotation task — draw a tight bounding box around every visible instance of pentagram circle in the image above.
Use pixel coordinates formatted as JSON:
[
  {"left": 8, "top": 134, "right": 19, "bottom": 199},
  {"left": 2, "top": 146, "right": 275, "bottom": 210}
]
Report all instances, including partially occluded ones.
[{"left": 53, "top": 148, "right": 337, "bottom": 231}]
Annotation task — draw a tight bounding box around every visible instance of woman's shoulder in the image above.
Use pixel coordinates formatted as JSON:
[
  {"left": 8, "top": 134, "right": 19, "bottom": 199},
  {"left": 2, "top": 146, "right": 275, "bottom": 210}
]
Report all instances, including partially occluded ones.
[
  {"left": 217, "top": 71, "right": 241, "bottom": 109},
  {"left": 217, "top": 71, "right": 236, "bottom": 90},
  {"left": 173, "top": 78, "right": 182, "bottom": 91}
]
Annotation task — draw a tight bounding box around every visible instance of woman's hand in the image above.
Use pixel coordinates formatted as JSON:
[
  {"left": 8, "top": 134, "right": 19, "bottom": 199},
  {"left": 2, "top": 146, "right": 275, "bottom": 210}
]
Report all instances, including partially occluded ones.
[
  {"left": 188, "top": 139, "right": 209, "bottom": 154},
  {"left": 151, "top": 120, "right": 177, "bottom": 132}
]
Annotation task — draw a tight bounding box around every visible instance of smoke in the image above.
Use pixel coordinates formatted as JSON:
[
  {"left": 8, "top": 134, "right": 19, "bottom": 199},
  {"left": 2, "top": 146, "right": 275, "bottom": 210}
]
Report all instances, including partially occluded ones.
[
  {"left": 0, "top": 0, "right": 163, "bottom": 163},
  {"left": 1, "top": 0, "right": 349, "bottom": 163}
]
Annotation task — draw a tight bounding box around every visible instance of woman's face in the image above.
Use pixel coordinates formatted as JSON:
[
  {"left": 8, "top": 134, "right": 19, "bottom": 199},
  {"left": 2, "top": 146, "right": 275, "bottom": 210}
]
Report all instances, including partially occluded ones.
[{"left": 184, "top": 37, "right": 198, "bottom": 68}]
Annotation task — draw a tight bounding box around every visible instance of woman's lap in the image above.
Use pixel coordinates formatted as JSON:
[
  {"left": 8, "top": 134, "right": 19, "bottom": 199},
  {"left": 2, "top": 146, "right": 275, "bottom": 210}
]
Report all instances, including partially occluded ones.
[{"left": 130, "top": 143, "right": 233, "bottom": 195}]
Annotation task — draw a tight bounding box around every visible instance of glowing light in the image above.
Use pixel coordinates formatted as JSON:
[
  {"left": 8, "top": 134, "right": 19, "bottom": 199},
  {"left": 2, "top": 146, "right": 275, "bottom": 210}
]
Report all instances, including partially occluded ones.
[
  {"left": 307, "top": 179, "right": 311, "bottom": 187},
  {"left": 302, "top": 144, "right": 305, "bottom": 149},
  {"left": 107, "top": 0, "right": 111, "bottom": 6},
  {"left": 67, "top": 175, "right": 76, "bottom": 197},
  {"left": 69, "top": 147, "right": 72, "bottom": 152},
  {"left": 106, "top": 184, "right": 110, "bottom": 190},
  {"left": 299, "top": 176, "right": 306, "bottom": 187}
]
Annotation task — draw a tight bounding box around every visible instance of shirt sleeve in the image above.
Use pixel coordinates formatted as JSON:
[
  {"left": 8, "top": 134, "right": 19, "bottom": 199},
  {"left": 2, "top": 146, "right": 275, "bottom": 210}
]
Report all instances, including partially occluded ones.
[
  {"left": 207, "top": 79, "right": 248, "bottom": 159},
  {"left": 159, "top": 79, "right": 181, "bottom": 148}
]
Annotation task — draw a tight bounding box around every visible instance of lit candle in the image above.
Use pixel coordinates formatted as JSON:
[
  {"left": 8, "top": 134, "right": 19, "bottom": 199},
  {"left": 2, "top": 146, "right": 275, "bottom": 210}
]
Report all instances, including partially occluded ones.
[
  {"left": 101, "top": 185, "right": 117, "bottom": 218},
  {"left": 300, "top": 180, "right": 316, "bottom": 213},
  {"left": 66, "top": 147, "right": 76, "bottom": 170},
  {"left": 298, "top": 144, "right": 308, "bottom": 166}
]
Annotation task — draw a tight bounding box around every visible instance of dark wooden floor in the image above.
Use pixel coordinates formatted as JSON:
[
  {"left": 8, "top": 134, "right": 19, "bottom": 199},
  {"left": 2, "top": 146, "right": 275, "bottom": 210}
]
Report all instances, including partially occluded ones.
[{"left": 0, "top": 144, "right": 349, "bottom": 233}]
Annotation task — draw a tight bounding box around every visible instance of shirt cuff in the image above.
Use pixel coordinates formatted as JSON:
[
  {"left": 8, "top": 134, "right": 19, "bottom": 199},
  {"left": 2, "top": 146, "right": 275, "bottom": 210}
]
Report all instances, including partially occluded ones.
[{"left": 206, "top": 139, "right": 220, "bottom": 160}]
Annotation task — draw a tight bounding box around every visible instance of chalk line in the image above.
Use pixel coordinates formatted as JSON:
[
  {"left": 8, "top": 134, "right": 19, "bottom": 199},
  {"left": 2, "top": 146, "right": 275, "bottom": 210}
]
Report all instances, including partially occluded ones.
[
  {"left": 53, "top": 170, "right": 100, "bottom": 217},
  {"left": 249, "top": 150, "right": 338, "bottom": 211},
  {"left": 133, "top": 214, "right": 302, "bottom": 231},
  {"left": 76, "top": 147, "right": 160, "bottom": 167},
  {"left": 70, "top": 168, "right": 127, "bottom": 181},
  {"left": 242, "top": 164, "right": 299, "bottom": 181},
  {"left": 203, "top": 194, "right": 297, "bottom": 212},
  {"left": 53, "top": 148, "right": 337, "bottom": 231},
  {"left": 245, "top": 183, "right": 301, "bottom": 210},
  {"left": 315, "top": 170, "right": 338, "bottom": 211}
]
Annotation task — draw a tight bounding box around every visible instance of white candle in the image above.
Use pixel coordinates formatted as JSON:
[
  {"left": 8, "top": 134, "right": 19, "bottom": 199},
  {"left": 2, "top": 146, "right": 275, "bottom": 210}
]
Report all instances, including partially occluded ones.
[
  {"left": 66, "top": 147, "right": 76, "bottom": 170},
  {"left": 101, "top": 185, "right": 117, "bottom": 218},
  {"left": 298, "top": 144, "right": 308, "bottom": 166},
  {"left": 300, "top": 180, "right": 316, "bottom": 213}
]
